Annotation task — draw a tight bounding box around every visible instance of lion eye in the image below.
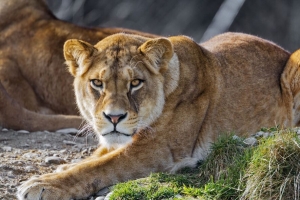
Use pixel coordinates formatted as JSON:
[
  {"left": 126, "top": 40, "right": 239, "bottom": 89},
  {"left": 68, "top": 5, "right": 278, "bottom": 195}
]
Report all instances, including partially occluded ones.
[
  {"left": 90, "top": 79, "right": 103, "bottom": 89},
  {"left": 130, "top": 79, "right": 143, "bottom": 88}
]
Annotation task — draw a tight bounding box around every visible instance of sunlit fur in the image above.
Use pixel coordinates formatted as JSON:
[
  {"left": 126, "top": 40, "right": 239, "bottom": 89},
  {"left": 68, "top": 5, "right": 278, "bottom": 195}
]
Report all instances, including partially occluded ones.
[{"left": 18, "top": 33, "right": 300, "bottom": 200}]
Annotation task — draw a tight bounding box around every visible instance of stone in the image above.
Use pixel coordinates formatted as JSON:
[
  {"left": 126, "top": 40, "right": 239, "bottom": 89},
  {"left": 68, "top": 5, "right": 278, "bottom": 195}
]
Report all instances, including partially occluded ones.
[
  {"left": 17, "top": 130, "right": 30, "bottom": 134},
  {"left": 25, "top": 166, "right": 37, "bottom": 172},
  {"left": 59, "top": 149, "right": 67, "bottom": 154},
  {"left": 96, "top": 187, "right": 110, "bottom": 196},
  {"left": 2, "top": 128, "right": 8, "bottom": 132},
  {"left": 1, "top": 146, "right": 12, "bottom": 152},
  {"left": 104, "top": 192, "right": 113, "bottom": 200},
  {"left": 262, "top": 132, "right": 270, "bottom": 138},
  {"left": 71, "top": 158, "right": 82, "bottom": 163},
  {"left": 43, "top": 143, "right": 52, "bottom": 148},
  {"left": 232, "top": 135, "right": 240, "bottom": 140},
  {"left": 63, "top": 140, "right": 77, "bottom": 145},
  {"left": 45, "top": 156, "right": 66, "bottom": 164},
  {"left": 243, "top": 137, "right": 258, "bottom": 146},
  {"left": 56, "top": 128, "right": 78, "bottom": 134},
  {"left": 95, "top": 197, "right": 105, "bottom": 200},
  {"left": 22, "top": 153, "right": 39, "bottom": 158},
  {"left": 21, "top": 144, "right": 30, "bottom": 148},
  {"left": 255, "top": 131, "right": 264, "bottom": 137}
]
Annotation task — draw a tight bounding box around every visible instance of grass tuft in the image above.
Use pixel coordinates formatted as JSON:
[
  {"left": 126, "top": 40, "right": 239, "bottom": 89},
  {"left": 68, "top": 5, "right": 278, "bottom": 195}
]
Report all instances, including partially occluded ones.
[
  {"left": 241, "top": 129, "right": 300, "bottom": 200},
  {"left": 109, "top": 129, "right": 300, "bottom": 200}
]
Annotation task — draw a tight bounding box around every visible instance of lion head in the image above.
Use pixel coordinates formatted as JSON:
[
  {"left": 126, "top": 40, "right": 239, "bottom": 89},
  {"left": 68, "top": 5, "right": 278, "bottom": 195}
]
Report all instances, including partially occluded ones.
[{"left": 64, "top": 33, "right": 179, "bottom": 148}]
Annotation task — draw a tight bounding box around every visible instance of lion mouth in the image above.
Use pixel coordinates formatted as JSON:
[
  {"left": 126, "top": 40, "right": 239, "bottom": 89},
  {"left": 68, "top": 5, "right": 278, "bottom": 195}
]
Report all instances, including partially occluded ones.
[{"left": 102, "top": 131, "right": 132, "bottom": 137}]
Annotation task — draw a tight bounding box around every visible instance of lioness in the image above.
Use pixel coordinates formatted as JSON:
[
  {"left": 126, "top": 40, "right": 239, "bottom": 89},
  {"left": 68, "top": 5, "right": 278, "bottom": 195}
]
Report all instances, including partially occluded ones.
[
  {"left": 0, "top": 0, "right": 154, "bottom": 131},
  {"left": 17, "top": 32, "right": 300, "bottom": 199}
]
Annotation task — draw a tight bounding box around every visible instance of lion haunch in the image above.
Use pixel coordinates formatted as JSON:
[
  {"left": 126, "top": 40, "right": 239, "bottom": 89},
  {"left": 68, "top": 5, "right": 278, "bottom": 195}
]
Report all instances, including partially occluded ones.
[{"left": 17, "top": 32, "right": 300, "bottom": 200}]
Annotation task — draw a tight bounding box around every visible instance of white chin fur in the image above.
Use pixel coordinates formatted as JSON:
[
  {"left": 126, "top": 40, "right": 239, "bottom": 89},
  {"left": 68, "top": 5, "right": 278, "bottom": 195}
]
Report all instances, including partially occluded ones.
[{"left": 99, "top": 134, "right": 133, "bottom": 149}]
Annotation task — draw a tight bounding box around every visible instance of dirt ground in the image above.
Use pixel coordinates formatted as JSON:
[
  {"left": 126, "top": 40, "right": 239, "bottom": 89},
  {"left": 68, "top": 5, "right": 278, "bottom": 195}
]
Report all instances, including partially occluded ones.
[{"left": 0, "top": 127, "right": 99, "bottom": 200}]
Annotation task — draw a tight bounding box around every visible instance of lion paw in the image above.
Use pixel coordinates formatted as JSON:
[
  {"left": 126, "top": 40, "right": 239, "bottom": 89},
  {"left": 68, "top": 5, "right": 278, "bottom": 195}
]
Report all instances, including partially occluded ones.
[{"left": 17, "top": 175, "right": 71, "bottom": 200}]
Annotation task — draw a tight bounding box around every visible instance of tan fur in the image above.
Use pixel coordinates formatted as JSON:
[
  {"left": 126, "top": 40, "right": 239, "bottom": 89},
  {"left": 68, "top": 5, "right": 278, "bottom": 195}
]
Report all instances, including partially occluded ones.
[
  {"left": 17, "top": 33, "right": 300, "bottom": 200},
  {"left": 0, "top": 0, "right": 155, "bottom": 131}
]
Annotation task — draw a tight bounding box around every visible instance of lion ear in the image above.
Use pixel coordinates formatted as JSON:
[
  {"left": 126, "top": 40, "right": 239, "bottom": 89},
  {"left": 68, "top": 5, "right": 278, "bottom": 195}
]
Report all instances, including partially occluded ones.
[
  {"left": 63, "top": 39, "right": 97, "bottom": 77},
  {"left": 139, "top": 38, "right": 174, "bottom": 74}
]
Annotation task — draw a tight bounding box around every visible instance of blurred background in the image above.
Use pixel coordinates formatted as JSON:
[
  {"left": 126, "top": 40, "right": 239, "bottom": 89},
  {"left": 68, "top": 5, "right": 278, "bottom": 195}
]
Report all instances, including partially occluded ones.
[{"left": 46, "top": 0, "right": 300, "bottom": 52}]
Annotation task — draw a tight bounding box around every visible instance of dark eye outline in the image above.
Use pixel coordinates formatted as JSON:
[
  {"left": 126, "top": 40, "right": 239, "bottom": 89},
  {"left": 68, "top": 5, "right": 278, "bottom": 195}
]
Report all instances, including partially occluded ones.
[
  {"left": 90, "top": 79, "right": 103, "bottom": 89},
  {"left": 130, "top": 79, "right": 144, "bottom": 88}
]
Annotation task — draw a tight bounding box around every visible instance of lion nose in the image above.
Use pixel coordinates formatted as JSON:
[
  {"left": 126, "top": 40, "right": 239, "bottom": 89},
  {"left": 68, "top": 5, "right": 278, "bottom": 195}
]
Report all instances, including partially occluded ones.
[{"left": 103, "top": 112, "right": 127, "bottom": 125}]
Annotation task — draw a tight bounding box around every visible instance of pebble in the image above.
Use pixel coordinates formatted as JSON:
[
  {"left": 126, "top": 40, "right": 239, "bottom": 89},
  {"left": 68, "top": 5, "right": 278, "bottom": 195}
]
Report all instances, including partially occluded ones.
[
  {"left": 262, "top": 132, "right": 270, "bottom": 138},
  {"left": 81, "top": 149, "right": 88, "bottom": 155},
  {"left": 21, "top": 144, "right": 30, "bottom": 148},
  {"left": 243, "top": 137, "right": 258, "bottom": 146},
  {"left": 96, "top": 187, "right": 110, "bottom": 196},
  {"left": 104, "top": 192, "right": 113, "bottom": 200},
  {"left": 43, "top": 143, "right": 52, "bottom": 148},
  {"left": 95, "top": 197, "right": 105, "bottom": 200},
  {"left": 22, "top": 153, "right": 39, "bottom": 159},
  {"left": 60, "top": 149, "right": 67, "bottom": 154},
  {"left": 71, "top": 158, "right": 82, "bottom": 163},
  {"left": 17, "top": 130, "right": 30, "bottom": 134},
  {"left": 255, "top": 131, "right": 264, "bottom": 137},
  {"left": 56, "top": 128, "right": 79, "bottom": 134},
  {"left": 7, "top": 171, "right": 15, "bottom": 178},
  {"left": 63, "top": 140, "right": 77, "bottom": 145},
  {"left": 12, "top": 161, "right": 24, "bottom": 165},
  {"left": 232, "top": 135, "right": 240, "bottom": 140},
  {"left": 1, "top": 146, "right": 12, "bottom": 152},
  {"left": 25, "top": 166, "right": 37, "bottom": 172},
  {"left": 45, "top": 156, "right": 66, "bottom": 164}
]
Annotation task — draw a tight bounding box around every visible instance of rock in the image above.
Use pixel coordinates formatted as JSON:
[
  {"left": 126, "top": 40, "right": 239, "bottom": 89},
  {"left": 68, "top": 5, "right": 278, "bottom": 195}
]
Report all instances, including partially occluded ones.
[
  {"left": 17, "top": 130, "right": 30, "bottom": 134},
  {"left": 21, "top": 144, "right": 30, "bottom": 148},
  {"left": 95, "top": 197, "right": 105, "bottom": 200},
  {"left": 71, "top": 158, "right": 82, "bottom": 163},
  {"left": 12, "top": 161, "right": 24, "bottom": 165},
  {"left": 56, "top": 128, "right": 78, "bottom": 135},
  {"left": 81, "top": 148, "right": 88, "bottom": 155},
  {"left": 22, "top": 152, "right": 39, "bottom": 158},
  {"left": 7, "top": 171, "right": 15, "bottom": 178},
  {"left": 63, "top": 140, "right": 77, "bottom": 145},
  {"left": 243, "top": 137, "right": 258, "bottom": 146},
  {"left": 1, "top": 146, "right": 12, "bottom": 152},
  {"left": 43, "top": 143, "right": 52, "bottom": 148},
  {"left": 2, "top": 128, "right": 8, "bottom": 132},
  {"left": 45, "top": 156, "right": 66, "bottom": 164},
  {"left": 262, "top": 132, "right": 270, "bottom": 138},
  {"left": 255, "top": 131, "right": 264, "bottom": 137},
  {"left": 232, "top": 135, "right": 240, "bottom": 140},
  {"left": 104, "top": 192, "right": 113, "bottom": 200},
  {"left": 59, "top": 149, "right": 67, "bottom": 154},
  {"left": 25, "top": 166, "right": 37, "bottom": 172},
  {"left": 96, "top": 187, "right": 110, "bottom": 196}
]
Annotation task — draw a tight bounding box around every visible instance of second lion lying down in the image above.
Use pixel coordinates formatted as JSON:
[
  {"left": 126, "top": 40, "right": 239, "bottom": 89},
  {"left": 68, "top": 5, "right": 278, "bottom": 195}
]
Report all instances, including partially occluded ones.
[{"left": 17, "top": 32, "right": 300, "bottom": 199}]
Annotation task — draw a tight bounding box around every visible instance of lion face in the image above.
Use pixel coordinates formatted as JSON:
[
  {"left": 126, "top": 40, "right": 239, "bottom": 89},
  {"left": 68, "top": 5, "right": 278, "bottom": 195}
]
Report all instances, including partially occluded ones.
[{"left": 64, "top": 34, "right": 179, "bottom": 148}]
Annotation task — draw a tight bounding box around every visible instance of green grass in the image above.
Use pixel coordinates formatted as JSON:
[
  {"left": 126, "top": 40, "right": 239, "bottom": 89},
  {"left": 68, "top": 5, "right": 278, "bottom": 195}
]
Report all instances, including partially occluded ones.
[{"left": 109, "top": 129, "right": 300, "bottom": 200}]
